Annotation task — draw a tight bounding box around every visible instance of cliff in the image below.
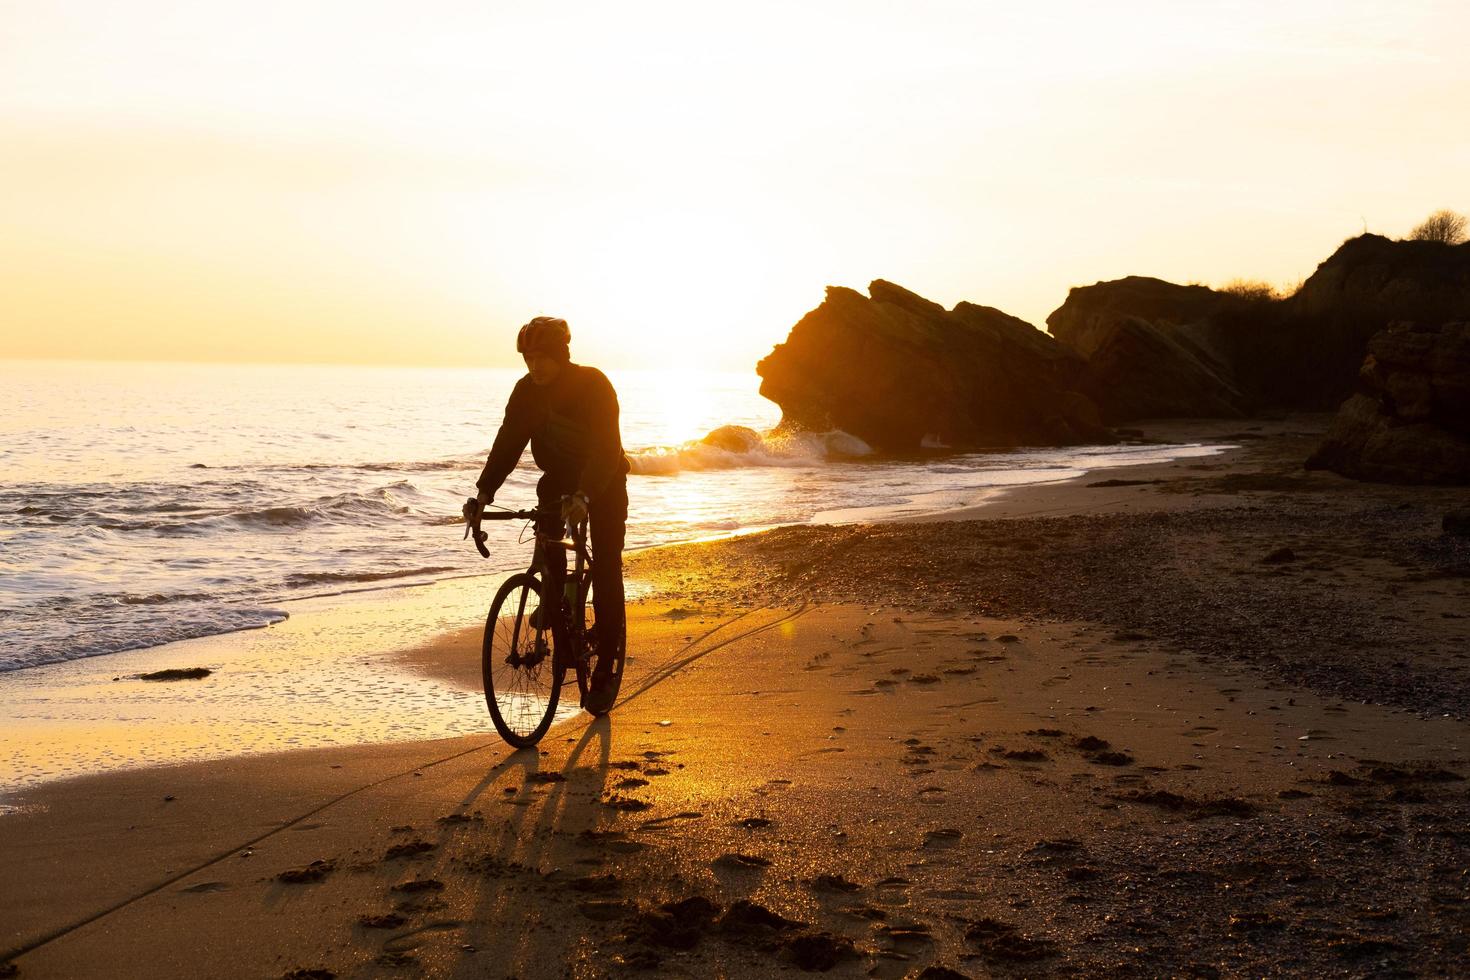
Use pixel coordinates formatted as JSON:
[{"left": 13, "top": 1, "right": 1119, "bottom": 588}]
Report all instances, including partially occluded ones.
[{"left": 1047, "top": 235, "right": 1470, "bottom": 418}]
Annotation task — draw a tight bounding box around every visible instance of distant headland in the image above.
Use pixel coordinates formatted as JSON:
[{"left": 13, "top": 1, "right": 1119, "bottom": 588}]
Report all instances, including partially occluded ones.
[{"left": 757, "top": 230, "right": 1470, "bottom": 484}]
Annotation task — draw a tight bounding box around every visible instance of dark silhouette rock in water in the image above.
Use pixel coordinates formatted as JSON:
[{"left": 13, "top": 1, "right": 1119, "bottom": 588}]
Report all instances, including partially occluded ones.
[
  {"left": 757, "top": 280, "right": 1111, "bottom": 451},
  {"left": 699, "top": 425, "right": 762, "bottom": 453},
  {"left": 1046, "top": 276, "right": 1252, "bottom": 421},
  {"left": 1307, "top": 321, "right": 1470, "bottom": 484}
]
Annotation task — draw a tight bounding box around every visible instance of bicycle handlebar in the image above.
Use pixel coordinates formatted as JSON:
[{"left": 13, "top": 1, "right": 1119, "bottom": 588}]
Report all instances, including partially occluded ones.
[
  {"left": 480, "top": 508, "right": 545, "bottom": 522},
  {"left": 463, "top": 500, "right": 585, "bottom": 559}
]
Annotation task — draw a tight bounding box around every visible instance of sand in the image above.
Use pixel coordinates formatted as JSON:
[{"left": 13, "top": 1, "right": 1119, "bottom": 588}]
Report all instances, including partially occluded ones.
[{"left": 2, "top": 415, "right": 1468, "bottom": 978}]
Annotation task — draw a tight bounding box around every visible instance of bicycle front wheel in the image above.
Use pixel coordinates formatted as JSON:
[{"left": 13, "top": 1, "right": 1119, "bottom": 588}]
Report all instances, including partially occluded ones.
[{"left": 483, "top": 573, "right": 565, "bottom": 747}]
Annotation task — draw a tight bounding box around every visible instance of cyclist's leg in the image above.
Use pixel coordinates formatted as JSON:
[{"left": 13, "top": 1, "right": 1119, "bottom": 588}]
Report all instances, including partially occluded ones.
[
  {"left": 587, "top": 479, "right": 627, "bottom": 678},
  {"left": 535, "top": 478, "right": 568, "bottom": 625}
]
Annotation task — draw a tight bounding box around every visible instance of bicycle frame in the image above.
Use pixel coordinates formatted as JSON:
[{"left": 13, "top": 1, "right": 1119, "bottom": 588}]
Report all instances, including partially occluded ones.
[
  {"left": 531, "top": 517, "right": 594, "bottom": 667},
  {"left": 471, "top": 502, "right": 594, "bottom": 676},
  {"left": 468, "top": 497, "right": 624, "bottom": 737}
]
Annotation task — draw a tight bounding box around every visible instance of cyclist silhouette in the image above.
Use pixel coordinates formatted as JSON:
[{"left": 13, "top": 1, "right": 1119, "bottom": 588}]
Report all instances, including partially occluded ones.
[{"left": 463, "top": 316, "right": 629, "bottom": 714}]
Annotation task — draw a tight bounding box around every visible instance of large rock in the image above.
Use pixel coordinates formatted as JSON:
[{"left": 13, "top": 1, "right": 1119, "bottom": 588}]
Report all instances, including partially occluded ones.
[
  {"left": 1046, "top": 236, "right": 1470, "bottom": 421},
  {"left": 1306, "top": 321, "right": 1470, "bottom": 484},
  {"left": 1047, "top": 277, "right": 1251, "bottom": 421},
  {"left": 1271, "top": 234, "right": 1470, "bottom": 407},
  {"left": 756, "top": 280, "right": 1111, "bottom": 451}
]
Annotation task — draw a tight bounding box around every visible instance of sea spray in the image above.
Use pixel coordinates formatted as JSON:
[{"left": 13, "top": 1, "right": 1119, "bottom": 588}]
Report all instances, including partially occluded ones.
[{"left": 627, "top": 425, "right": 872, "bottom": 475}]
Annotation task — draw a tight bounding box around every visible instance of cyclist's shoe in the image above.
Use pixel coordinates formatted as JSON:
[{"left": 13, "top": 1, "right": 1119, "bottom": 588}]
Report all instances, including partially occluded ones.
[
  {"left": 582, "top": 664, "right": 617, "bottom": 716},
  {"left": 528, "top": 605, "right": 548, "bottom": 630}
]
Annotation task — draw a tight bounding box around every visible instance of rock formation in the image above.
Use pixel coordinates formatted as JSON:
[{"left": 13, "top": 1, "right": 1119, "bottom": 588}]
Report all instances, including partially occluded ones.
[
  {"left": 756, "top": 280, "right": 1111, "bottom": 451},
  {"left": 1047, "top": 235, "right": 1470, "bottom": 420},
  {"left": 1046, "top": 277, "right": 1252, "bottom": 421},
  {"left": 1306, "top": 321, "right": 1470, "bottom": 484},
  {"left": 1269, "top": 235, "right": 1470, "bottom": 406}
]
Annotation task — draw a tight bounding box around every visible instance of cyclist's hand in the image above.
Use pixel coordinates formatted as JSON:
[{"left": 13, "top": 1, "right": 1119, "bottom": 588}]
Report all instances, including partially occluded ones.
[
  {"left": 462, "top": 496, "right": 483, "bottom": 525},
  {"left": 562, "top": 493, "right": 588, "bottom": 526}
]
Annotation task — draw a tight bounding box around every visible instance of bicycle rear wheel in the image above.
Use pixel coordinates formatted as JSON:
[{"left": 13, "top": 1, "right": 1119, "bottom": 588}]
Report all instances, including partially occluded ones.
[
  {"left": 575, "top": 574, "right": 626, "bottom": 716},
  {"left": 483, "top": 572, "right": 565, "bottom": 747}
]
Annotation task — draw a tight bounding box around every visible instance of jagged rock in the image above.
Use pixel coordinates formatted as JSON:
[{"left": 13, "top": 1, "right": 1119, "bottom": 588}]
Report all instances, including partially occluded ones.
[
  {"left": 1048, "top": 236, "right": 1470, "bottom": 421},
  {"left": 757, "top": 280, "right": 1111, "bottom": 450},
  {"left": 1269, "top": 235, "right": 1470, "bottom": 406},
  {"left": 1047, "top": 277, "right": 1251, "bottom": 421},
  {"left": 1307, "top": 322, "right": 1470, "bottom": 484}
]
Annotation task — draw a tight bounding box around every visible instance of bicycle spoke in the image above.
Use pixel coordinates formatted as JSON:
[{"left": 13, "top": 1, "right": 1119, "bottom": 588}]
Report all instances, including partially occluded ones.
[{"left": 486, "top": 579, "right": 561, "bottom": 742}]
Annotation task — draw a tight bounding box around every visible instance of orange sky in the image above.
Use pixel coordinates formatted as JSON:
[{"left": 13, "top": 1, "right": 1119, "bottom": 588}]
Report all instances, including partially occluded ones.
[{"left": 3, "top": 1, "right": 1466, "bottom": 370}]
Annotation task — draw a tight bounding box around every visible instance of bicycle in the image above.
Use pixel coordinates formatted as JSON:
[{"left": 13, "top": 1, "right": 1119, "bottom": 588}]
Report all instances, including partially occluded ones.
[{"left": 465, "top": 500, "right": 626, "bottom": 747}]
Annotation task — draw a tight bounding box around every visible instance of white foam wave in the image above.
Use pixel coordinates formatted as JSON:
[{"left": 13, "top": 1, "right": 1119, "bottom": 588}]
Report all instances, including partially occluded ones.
[{"left": 627, "top": 425, "right": 872, "bottom": 476}]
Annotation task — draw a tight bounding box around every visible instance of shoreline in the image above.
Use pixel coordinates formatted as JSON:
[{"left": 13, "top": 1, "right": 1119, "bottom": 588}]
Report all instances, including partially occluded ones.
[
  {"left": 2, "top": 428, "right": 1237, "bottom": 684},
  {"left": 0, "top": 418, "right": 1327, "bottom": 799}
]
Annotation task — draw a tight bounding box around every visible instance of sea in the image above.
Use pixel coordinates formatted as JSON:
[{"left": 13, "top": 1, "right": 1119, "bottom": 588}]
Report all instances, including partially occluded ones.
[{"left": 0, "top": 360, "right": 1225, "bottom": 674}]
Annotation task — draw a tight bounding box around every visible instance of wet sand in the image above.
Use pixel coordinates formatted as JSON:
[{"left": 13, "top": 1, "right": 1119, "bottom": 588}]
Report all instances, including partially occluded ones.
[{"left": 2, "top": 416, "right": 1468, "bottom": 978}]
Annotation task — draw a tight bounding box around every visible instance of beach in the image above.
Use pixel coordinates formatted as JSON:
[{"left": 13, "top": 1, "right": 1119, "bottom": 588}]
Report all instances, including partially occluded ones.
[{"left": 2, "top": 416, "right": 1468, "bottom": 978}]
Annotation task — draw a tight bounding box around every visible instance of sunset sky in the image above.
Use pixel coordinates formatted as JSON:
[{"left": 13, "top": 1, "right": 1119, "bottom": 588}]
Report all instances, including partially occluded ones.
[{"left": 4, "top": 1, "right": 1466, "bottom": 371}]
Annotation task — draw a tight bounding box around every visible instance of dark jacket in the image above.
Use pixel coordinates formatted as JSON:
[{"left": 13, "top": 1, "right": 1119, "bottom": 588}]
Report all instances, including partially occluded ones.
[{"left": 476, "top": 364, "right": 629, "bottom": 502}]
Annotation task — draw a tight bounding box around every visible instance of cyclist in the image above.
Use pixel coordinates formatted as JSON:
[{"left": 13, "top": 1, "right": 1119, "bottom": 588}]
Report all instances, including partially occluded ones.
[{"left": 463, "top": 316, "right": 629, "bottom": 714}]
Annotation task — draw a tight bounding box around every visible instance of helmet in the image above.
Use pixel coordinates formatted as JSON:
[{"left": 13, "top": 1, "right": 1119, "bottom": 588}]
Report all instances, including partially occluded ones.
[{"left": 516, "top": 316, "right": 571, "bottom": 355}]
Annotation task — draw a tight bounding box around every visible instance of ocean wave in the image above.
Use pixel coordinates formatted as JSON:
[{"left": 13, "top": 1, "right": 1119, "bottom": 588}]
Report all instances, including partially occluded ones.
[
  {"left": 118, "top": 591, "right": 215, "bottom": 606},
  {"left": 283, "top": 566, "right": 457, "bottom": 588},
  {"left": 0, "top": 604, "right": 290, "bottom": 674},
  {"left": 221, "top": 483, "right": 424, "bottom": 529},
  {"left": 216, "top": 457, "right": 481, "bottom": 474},
  {"left": 628, "top": 425, "right": 872, "bottom": 476}
]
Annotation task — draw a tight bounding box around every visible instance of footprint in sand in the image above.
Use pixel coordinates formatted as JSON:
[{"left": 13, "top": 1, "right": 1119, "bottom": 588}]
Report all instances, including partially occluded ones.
[
  {"left": 568, "top": 873, "right": 623, "bottom": 894},
  {"left": 922, "top": 829, "right": 963, "bottom": 848},
  {"left": 437, "top": 812, "right": 482, "bottom": 825},
  {"left": 875, "top": 921, "right": 934, "bottom": 951},
  {"left": 713, "top": 853, "right": 771, "bottom": 870},
  {"left": 576, "top": 830, "right": 647, "bottom": 854},
  {"left": 964, "top": 916, "right": 1056, "bottom": 961},
  {"left": 277, "top": 860, "right": 335, "bottom": 883},
  {"left": 841, "top": 904, "right": 888, "bottom": 921},
  {"left": 579, "top": 899, "right": 637, "bottom": 922},
  {"left": 808, "top": 873, "right": 863, "bottom": 894},
  {"left": 389, "top": 878, "right": 445, "bottom": 894},
  {"left": 381, "top": 921, "right": 464, "bottom": 954},
  {"left": 638, "top": 811, "right": 702, "bottom": 830},
  {"left": 358, "top": 912, "right": 407, "bottom": 929}
]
